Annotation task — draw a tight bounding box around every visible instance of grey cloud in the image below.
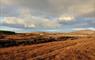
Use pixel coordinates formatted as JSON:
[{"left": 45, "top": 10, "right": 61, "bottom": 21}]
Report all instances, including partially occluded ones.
[
  {"left": 0, "top": 6, "right": 20, "bottom": 17},
  {"left": 0, "top": 0, "right": 95, "bottom": 17},
  {"left": 80, "top": 11, "right": 95, "bottom": 18},
  {"left": 18, "top": 0, "right": 95, "bottom": 17}
]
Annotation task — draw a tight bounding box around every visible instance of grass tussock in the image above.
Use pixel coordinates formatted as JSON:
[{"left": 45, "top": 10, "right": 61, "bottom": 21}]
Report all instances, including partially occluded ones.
[{"left": 0, "top": 30, "right": 95, "bottom": 60}]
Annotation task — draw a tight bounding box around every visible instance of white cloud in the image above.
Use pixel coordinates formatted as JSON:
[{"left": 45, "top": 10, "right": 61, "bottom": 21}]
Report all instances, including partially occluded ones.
[
  {"left": 1, "top": 16, "right": 60, "bottom": 28},
  {"left": 24, "top": 24, "right": 36, "bottom": 28},
  {"left": 3, "top": 17, "right": 24, "bottom": 24},
  {"left": 58, "top": 15, "right": 75, "bottom": 22}
]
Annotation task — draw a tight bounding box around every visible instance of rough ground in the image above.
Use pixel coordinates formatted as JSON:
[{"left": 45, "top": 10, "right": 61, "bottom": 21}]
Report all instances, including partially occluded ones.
[{"left": 0, "top": 30, "right": 95, "bottom": 60}]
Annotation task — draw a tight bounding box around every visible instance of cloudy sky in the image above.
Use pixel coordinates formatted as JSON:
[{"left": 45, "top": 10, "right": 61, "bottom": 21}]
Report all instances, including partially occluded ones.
[{"left": 0, "top": 0, "right": 95, "bottom": 32}]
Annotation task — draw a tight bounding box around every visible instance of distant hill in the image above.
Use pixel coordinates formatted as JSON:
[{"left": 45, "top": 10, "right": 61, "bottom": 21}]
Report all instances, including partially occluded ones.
[
  {"left": 65, "top": 30, "right": 95, "bottom": 35},
  {"left": 0, "top": 30, "right": 16, "bottom": 35},
  {"left": 0, "top": 35, "right": 95, "bottom": 60},
  {"left": 74, "top": 30, "right": 95, "bottom": 34}
]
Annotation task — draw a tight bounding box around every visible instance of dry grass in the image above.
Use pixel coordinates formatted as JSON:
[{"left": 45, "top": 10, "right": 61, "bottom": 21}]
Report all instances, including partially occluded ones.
[
  {"left": 0, "top": 33, "right": 78, "bottom": 47},
  {"left": 0, "top": 30, "right": 95, "bottom": 60},
  {"left": 0, "top": 37, "right": 95, "bottom": 60}
]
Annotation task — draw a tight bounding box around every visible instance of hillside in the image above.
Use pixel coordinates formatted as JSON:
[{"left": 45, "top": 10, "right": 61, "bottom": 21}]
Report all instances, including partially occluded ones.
[
  {"left": 0, "top": 30, "right": 95, "bottom": 60},
  {"left": 0, "top": 37, "right": 95, "bottom": 60},
  {"left": 66, "top": 30, "right": 95, "bottom": 35}
]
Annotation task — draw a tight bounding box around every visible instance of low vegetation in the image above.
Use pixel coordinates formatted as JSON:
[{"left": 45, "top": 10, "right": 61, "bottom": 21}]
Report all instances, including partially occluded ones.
[
  {"left": 0, "top": 37, "right": 95, "bottom": 60},
  {"left": 0, "top": 30, "right": 15, "bottom": 35},
  {"left": 0, "top": 30, "right": 95, "bottom": 60},
  {"left": 0, "top": 34, "right": 78, "bottom": 48}
]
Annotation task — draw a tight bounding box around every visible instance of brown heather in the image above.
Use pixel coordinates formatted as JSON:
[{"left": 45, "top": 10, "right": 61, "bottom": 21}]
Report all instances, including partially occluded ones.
[{"left": 0, "top": 30, "right": 95, "bottom": 60}]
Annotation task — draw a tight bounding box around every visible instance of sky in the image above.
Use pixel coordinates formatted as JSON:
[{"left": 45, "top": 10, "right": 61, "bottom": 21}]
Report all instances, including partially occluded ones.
[{"left": 0, "top": 0, "right": 95, "bottom": 33}]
